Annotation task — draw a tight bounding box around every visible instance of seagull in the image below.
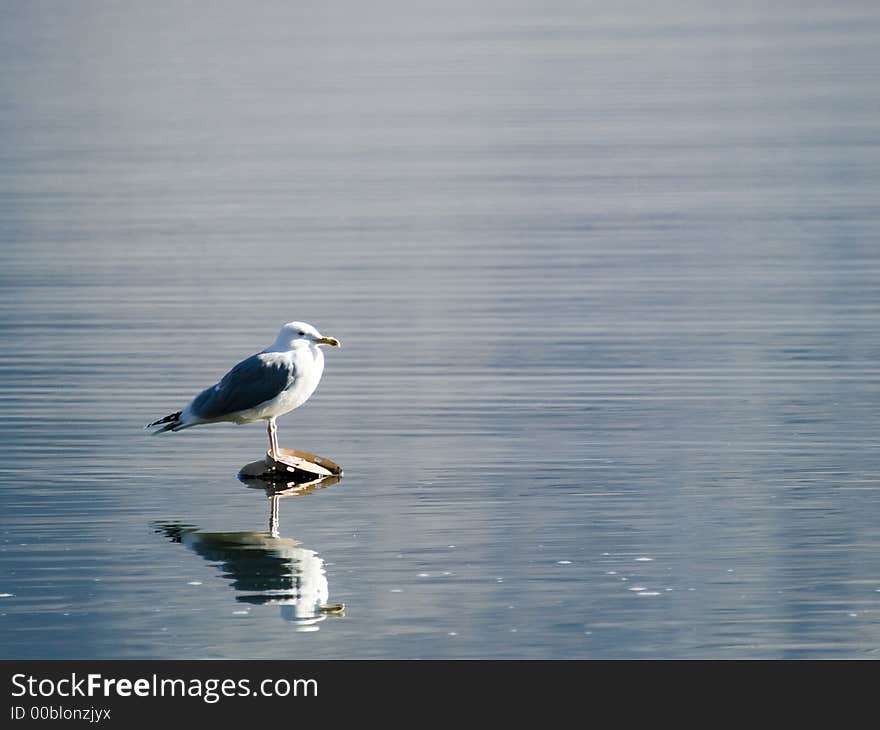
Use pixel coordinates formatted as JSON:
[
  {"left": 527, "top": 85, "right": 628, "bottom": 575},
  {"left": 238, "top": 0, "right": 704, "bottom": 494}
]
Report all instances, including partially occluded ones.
[{"left": 145, "top": 321, "right": 340, "bottom": 460}]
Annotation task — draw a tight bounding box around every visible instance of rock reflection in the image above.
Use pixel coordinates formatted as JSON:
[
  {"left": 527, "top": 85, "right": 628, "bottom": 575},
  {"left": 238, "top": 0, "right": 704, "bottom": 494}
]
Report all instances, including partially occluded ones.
[{"left": 154, "top": 473, "right": 343, "bottom": 631}]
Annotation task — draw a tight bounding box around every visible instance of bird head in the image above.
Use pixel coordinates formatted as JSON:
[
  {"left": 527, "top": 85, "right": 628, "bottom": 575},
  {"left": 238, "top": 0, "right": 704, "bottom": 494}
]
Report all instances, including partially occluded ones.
[{"left": 272, "top": 321, "right": 341, "bottom": 351}]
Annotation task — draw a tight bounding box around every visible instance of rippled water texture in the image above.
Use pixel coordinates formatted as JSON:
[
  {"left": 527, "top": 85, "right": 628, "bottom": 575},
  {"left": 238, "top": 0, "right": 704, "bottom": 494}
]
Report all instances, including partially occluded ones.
[{"left": 2, "top": 1, "right": 880, "bottom": 658}]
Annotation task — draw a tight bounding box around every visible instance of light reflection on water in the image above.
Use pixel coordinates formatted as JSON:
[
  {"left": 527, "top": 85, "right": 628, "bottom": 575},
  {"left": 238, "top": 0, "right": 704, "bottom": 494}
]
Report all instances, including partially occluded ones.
[{"left": 1, "top": 1, "right": 880, "bottom": 658}]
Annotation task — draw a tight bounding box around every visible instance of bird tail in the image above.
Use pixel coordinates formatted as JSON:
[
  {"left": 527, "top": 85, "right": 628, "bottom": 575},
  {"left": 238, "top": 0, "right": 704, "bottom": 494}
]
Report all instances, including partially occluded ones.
[{"left": 145, "top": 410, "right": 183, "bottom": 434}]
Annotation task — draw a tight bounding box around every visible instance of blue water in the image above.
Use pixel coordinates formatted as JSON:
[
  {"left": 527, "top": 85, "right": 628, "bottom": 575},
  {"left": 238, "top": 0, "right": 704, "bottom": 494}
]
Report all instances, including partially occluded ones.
[{"left": 1, "top": 0, "right": 880, "bottom": 658}]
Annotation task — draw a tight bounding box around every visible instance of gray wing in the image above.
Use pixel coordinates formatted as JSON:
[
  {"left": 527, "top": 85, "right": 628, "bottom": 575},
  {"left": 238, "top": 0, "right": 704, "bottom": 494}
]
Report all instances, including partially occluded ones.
[{"left": 189, "top": 353, "right": 296, "bottom": 421}]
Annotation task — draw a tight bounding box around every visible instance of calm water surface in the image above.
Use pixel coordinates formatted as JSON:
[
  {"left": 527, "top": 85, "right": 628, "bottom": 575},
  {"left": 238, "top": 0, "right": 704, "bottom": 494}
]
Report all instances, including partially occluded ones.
[{"left": 1, "top": 1, "right": 880, "bottom": 658}]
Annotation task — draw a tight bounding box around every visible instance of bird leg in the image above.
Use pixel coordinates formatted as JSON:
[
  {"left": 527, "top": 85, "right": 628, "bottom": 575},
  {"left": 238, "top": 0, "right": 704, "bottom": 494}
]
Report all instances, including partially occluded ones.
[{"left": 267, "top": 417, "right": 281, "bottom": 461}]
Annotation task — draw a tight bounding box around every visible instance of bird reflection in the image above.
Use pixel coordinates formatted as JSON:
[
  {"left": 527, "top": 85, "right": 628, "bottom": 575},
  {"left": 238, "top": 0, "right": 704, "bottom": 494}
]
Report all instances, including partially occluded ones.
[{"left": 154, "top": 472, "right": 343, "bottom": 630}]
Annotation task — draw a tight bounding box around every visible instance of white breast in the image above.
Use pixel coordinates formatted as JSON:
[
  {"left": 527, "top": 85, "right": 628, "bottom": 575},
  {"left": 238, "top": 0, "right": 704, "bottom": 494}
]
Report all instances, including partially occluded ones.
[{"left": 275, "top": 346, "right": 325, "bottom": 413}]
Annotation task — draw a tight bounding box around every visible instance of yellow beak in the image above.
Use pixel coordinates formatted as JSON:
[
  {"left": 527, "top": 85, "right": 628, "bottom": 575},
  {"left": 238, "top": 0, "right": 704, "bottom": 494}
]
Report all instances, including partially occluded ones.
[{"left": 317, "top": 336, "right": 341, "bottom": 348}]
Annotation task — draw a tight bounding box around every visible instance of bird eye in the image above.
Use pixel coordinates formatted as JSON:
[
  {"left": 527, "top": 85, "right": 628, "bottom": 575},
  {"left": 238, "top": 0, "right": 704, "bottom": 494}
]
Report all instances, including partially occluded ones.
[{"left": 297, "top": 330, "right": 306, "bottom": 336}]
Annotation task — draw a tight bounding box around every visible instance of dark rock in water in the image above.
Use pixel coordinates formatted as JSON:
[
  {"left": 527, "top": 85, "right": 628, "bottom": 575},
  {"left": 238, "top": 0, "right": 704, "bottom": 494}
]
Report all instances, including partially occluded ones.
[{"left": 238, "top": 447, "right": 343, "bottom": 491}]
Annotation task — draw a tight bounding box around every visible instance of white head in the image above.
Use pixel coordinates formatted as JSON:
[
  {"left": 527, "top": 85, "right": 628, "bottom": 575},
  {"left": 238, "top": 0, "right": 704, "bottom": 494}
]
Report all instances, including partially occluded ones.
[{"left": 268, "top": 321, "right": 341, "bottom": 352}]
